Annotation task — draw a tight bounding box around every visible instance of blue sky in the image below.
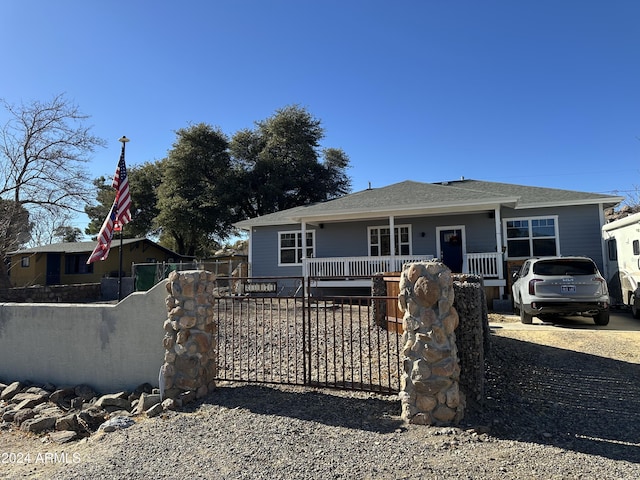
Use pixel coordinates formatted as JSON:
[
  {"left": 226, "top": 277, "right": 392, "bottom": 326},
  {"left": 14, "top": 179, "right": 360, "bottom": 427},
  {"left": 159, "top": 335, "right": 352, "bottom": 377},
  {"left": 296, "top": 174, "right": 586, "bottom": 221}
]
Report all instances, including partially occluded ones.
[{"left": 2, "top": 1, "right": 639, "bottom": 234}]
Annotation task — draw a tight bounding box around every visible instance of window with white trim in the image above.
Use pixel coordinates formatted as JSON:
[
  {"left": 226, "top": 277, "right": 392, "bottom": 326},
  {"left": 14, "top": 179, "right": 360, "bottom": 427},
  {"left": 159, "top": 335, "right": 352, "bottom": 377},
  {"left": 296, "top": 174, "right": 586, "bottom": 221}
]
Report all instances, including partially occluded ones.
[
  {"left": 278, "top": 230, "right": 315, "bottom": 265},
  {"left": 505, "top": 216, "right": 558, "bottom": 258},
  {"left": 368, "top": 225, "right": 411, "bottom": 256}
]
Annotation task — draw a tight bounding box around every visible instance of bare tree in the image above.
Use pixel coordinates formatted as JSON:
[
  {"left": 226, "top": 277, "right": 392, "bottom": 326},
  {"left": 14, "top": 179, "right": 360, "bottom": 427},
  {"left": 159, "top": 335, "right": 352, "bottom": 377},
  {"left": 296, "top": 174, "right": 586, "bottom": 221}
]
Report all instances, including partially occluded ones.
[
  {"left": 0, "top": 93, "right": 105, "bottom": 286},
  {"left": 28, "top": 211, "right": 75, "bottom": 247},
  {"left": 0, "top": 93, "right": 105, "bottom": 216}
]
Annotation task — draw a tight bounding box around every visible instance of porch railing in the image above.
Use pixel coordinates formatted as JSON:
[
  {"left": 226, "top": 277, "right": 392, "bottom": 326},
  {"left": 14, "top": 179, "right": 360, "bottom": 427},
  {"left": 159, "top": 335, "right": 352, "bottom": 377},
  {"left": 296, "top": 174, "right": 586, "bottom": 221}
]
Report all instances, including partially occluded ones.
[
  {"left": 463, "top": 252, "right": 503, "bottom": 279},
  {"left": 303, "top": 255, "right": 433, "bottom": 277}
]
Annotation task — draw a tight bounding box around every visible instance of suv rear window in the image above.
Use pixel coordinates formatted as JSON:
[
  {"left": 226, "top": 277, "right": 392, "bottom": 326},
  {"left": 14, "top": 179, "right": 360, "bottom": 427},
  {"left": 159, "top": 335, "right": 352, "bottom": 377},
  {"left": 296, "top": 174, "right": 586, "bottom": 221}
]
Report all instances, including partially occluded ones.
[{"left": 532, "top": 259, "right": 597, "bottom": 276}]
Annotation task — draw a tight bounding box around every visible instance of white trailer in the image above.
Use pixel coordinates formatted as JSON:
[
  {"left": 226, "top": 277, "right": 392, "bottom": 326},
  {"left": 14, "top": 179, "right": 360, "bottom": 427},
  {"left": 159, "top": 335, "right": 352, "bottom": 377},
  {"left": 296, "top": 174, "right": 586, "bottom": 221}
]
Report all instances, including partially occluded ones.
[{"left": 602, "top": 211, "right": 640, "bottom": 318}]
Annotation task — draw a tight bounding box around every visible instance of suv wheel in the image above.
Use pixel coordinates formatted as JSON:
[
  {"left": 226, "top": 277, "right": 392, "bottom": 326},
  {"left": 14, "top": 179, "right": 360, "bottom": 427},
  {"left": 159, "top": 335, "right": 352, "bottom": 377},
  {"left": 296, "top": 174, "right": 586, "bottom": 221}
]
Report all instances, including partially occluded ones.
[
  {"left": 593, "top": 310, "right": 610, "bottom": 326},
  {"left": 520, "top": 306, "right": 533, "bottom": 324}
]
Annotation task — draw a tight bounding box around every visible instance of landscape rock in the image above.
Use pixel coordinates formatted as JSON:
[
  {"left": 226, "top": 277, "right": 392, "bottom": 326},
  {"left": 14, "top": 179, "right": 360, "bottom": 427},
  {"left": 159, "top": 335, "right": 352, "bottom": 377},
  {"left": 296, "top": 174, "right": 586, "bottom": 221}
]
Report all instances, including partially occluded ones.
[
  {"left": 55, "top": 413, "right": 80, "bottom": 432},
  {"left": 161, "top": 398, "right": 179, "bottom": 410},
  {"left": 75, "top": 384, "right": 98, "bottom": 401},
  {"left": 78, "top": 408, "right": 108, "bottom": 431},
  {"left": 50, "top": 387, "right": 76, "bottom": 406},
  {"left": 2, "top": 409, "right": 17, "bottom": 422},
  {"left": 49, "top": 430, "right": 78, "bottom": 444},
  {"left": 25, "top": 386, "right": 51, "bottom": 396},
  {"left": 41, "top": 382, "right": 57, "bottom": 392},
  {"left": 21, "top": 415, "right": 57, "bottom": 433},
  {"left": 98, "top": 415, "right": 135, "bottom": 432},
  {"left": 0, "top": 381, "right": 22, "bottom": 401},
  {"left": 134, "top": 393, "right": 162, "bottom": 415},
  {"left": 146, "top": 403, "right": 164, "bottom": 417},
  {"left": 13, "top": 393, "right": 48, "bottom": 410},
  {"left": 13, "top": 408, "right": 35, "bottom": 426},
  {"left": 95, "top": 392, "right": 132, "bottom": 410}
]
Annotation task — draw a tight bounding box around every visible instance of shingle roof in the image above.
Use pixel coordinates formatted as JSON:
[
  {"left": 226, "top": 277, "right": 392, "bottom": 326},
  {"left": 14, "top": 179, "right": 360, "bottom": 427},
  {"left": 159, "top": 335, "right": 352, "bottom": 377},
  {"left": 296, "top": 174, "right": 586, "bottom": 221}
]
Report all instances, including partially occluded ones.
[
  {"left": 234, "top": 179, "right": 623, "bottom": 228},
  {"left": 8, "top": 238, "right": 183, "bottom": 257},
  {"left": 442, "top": 179, "right": 618, "bottom": 207}
]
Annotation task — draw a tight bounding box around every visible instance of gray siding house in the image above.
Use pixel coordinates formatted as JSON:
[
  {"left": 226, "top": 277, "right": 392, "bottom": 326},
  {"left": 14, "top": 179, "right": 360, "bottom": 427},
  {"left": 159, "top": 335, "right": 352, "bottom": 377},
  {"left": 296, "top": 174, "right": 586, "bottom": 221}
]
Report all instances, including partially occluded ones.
[{"left": 234, "top": 179, "right": 622, "bottom": 302}]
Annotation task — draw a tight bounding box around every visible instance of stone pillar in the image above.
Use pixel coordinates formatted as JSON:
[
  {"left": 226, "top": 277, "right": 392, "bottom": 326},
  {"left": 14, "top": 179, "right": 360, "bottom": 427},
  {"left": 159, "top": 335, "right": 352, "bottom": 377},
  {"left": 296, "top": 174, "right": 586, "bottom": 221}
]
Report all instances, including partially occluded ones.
[
  {"left": 161, "top": 270, "right": 218, "bottom": 401},
  {"left": 398, "top": 261, "right": 465, "bottom": 425}
]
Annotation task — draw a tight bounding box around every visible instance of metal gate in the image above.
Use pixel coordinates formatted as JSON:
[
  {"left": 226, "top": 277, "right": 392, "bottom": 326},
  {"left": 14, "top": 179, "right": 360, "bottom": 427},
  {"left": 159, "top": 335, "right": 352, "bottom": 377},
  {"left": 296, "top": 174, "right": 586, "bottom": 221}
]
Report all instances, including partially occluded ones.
[{"left": 213, "top": 276, "right": 403, "bottom": 393}]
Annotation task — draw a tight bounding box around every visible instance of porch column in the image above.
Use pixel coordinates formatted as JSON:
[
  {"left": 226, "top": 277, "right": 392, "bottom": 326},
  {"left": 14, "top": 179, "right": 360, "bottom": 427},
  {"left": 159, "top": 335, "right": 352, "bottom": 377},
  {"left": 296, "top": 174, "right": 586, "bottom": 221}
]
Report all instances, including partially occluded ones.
[
  {"left": 247, "top": 229, "right": 253, "bottom": 277},
  {"left": 389, "top": 215, "right": 395, "bottom": 272},
  {"left": 301, "top": 221, "right": 308, "bottom": 280},
  {"left": 494, "top": 208, "right": 504, "bottom": 297}
]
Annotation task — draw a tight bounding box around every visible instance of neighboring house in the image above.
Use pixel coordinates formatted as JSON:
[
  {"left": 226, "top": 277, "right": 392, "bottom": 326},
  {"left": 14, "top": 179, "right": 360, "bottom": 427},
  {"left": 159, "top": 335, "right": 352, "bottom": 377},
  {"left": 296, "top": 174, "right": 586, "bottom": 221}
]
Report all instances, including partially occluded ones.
[
  {"left": 234, "top": 179, "right": 623, "bottom": 304},
  {"left": 7, "top": 238, "right": 185, "bottom": 287}
]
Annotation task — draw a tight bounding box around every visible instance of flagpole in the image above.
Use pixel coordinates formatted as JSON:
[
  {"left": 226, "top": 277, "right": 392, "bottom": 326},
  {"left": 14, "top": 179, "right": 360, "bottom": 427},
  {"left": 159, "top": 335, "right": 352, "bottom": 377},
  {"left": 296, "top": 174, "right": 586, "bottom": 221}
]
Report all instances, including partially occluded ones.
[
  {"left": 117, "top": 136, "right": 129, "bottom": 301},
  {"left": 117, "top": 225, "right": 124, "bottom": 301}
]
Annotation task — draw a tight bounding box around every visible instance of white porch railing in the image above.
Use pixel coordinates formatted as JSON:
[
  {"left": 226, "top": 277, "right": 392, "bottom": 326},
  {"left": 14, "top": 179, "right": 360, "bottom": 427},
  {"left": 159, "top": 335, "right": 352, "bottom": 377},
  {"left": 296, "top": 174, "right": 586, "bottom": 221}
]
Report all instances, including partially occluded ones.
[
  {"left": 463, "top": 252, "right": 503, "bottom": 279},
  {"left": 303, "top": 255, "right": 434, "bottom": 278},
  {"left": 302, "top": 252, "right": 503, "bottom": 280}
]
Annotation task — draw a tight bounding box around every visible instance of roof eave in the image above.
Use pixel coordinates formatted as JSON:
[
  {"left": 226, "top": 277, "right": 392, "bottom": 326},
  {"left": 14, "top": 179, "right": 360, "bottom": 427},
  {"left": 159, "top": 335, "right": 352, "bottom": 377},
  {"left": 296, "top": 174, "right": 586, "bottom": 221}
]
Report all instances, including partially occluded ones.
[{"left": 515, "top": 196, "right": 624, "bottom": 209}]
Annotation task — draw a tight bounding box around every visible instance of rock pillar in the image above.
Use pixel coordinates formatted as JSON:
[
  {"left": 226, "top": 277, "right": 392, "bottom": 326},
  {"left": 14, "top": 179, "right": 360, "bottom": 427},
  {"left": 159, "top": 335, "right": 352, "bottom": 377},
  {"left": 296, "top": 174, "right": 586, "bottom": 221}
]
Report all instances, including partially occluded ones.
[
  {"left": 398, "top": 261, "right": 465, "bottom": 425},
  {"left": 160, "top": 270, "right": 218, "bottom": 400}
]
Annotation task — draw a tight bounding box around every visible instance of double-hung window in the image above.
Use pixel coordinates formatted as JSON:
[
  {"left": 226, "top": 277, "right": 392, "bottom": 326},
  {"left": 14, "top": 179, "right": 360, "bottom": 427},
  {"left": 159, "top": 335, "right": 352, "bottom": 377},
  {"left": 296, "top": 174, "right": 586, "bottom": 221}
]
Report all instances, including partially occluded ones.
[
  {"left": 279, "top": 230, "right": 315, "bottom": 265},
  {"left": 368, "top": 225, "right": 411, "bottom": 256},
  {"left": 505, "top": 216, "right": 558, "bottom": 258}
]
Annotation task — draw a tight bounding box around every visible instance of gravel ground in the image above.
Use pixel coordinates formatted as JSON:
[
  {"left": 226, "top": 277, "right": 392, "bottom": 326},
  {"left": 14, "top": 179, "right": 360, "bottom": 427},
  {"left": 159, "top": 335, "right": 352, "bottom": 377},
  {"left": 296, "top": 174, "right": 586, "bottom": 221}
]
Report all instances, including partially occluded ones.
[{"left": 2, "top": 315, "right": 640, "bottom": 479}]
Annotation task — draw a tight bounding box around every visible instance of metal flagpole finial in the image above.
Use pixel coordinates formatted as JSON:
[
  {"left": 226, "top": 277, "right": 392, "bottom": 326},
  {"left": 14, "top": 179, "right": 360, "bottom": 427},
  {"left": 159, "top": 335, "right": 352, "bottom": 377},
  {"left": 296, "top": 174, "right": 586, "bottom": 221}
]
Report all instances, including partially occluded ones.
[{"left": 119, "top": 136, "right": 130, "bottom": 144}]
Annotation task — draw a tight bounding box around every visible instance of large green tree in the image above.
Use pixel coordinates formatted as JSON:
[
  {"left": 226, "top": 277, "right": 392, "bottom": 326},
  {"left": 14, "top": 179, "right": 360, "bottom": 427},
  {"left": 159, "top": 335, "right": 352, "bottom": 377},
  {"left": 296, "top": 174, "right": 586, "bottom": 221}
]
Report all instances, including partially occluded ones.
[
  {"left": 229, "top": 105, "right": 351, "bottom": 218},
  {"left": 83, "top": 107, "right": 352, "bottom": 257},
  {"left": 155, "top": 123, "right": 236, "bottom": 256},
  {"left": 53, "top": 225, "right": 83, "bottom": 243}
]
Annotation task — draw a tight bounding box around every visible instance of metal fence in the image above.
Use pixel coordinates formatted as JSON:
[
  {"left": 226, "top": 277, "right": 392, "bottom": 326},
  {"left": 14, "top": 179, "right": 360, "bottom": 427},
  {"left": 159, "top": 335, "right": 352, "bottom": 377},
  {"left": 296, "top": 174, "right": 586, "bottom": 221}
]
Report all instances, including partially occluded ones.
[
  {"left": 212, "top": 276, "right": 403, "bottom": 393},
  {"left": 132, "top": 259, "right": 246, "bottom": 291}
]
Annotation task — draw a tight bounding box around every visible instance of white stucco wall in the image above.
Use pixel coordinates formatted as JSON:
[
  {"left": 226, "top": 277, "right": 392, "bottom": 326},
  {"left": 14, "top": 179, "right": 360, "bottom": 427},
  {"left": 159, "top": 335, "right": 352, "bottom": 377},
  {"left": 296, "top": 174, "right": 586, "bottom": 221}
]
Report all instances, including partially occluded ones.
[{"left": 0, "top": 281, "right": 167, "bottom": 393}]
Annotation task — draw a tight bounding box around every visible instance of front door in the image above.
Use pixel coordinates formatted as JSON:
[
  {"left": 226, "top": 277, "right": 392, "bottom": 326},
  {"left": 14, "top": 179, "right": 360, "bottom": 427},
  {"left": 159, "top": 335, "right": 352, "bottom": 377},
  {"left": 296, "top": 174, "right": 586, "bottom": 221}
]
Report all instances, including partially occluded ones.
[
  {"left": 46, "top": 253, "right": 61, "bottom": 285},
  {"left": 438, "top": 228, "right": 464, "bottom": 273}
]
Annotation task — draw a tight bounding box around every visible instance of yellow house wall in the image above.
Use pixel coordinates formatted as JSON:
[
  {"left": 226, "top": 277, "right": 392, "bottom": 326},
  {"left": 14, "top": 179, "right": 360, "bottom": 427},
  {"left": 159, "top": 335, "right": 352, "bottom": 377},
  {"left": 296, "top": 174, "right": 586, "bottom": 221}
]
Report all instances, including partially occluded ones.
[
  {"left": 9, "top": 253, "right": 47, "bottom": 287},
  {"left": 9, "top": 242, "right": 180, "bottom": 287}
]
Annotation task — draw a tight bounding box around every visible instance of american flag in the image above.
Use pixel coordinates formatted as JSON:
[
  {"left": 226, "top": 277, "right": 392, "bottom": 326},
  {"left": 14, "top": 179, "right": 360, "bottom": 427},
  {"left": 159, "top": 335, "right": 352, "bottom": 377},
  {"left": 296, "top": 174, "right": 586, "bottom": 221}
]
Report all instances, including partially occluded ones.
[
  {"left": 86, "top": 199, "right": 118, "bottom": 264},
  {"left": 112, "top": 145, "right": 132, "bottom": 226},
  {"left": 86, "top": 142, "right": 132, "bottom": 264}
]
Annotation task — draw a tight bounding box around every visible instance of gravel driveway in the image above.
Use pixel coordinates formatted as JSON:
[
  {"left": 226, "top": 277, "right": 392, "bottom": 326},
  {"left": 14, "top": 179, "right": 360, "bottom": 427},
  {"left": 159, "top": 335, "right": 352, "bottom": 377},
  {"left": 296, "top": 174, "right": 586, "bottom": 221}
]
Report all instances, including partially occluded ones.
[{"left": 2, "top": 313, "right": 640, "bottom": 479}]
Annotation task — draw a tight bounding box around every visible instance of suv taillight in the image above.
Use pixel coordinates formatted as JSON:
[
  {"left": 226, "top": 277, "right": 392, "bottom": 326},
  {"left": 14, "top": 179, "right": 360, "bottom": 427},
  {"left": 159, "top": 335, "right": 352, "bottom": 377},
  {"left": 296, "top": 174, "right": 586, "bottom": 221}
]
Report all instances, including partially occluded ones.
[
  {"left": 529, "top": 279, "right": 542, "bottom": 295},
  {"left": 593, "top": 276, "right": 608, "bottom": 294}
]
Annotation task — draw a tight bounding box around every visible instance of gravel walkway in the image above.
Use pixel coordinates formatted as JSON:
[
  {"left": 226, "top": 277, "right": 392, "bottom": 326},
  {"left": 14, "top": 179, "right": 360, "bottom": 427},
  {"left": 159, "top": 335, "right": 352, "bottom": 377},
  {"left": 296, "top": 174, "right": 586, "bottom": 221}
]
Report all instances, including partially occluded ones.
[{"left": 2, "top": 317, "right": 640, "bottom": 479}]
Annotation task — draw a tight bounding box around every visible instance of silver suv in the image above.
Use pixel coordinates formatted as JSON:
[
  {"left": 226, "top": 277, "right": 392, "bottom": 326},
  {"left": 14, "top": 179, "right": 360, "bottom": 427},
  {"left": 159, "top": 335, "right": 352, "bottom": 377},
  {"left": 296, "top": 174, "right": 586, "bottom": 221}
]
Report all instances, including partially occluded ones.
[{"left": 512, "top": 256, "right": 610, "bottom": 325}]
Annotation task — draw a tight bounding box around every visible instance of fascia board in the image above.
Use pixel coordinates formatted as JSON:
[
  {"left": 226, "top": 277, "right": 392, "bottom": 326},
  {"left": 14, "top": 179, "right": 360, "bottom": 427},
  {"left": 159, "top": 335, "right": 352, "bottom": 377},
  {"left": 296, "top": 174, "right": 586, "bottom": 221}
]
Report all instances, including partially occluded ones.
[{"left": 515, "top": 196, "right": 624, "bottom": 209}]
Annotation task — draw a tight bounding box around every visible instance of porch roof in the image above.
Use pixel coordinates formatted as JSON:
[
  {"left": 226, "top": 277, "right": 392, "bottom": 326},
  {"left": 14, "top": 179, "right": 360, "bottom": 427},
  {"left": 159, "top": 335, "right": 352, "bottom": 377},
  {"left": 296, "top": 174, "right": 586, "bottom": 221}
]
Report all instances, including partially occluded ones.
[{"left": 234, "top": 179, "right": 623, "bottom": 228}]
